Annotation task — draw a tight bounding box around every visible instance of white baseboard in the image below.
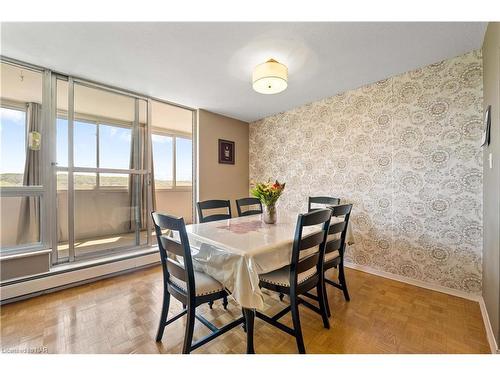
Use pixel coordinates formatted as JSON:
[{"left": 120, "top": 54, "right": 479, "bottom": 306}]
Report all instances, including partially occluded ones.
[
  {"left": 344, "top": 261, "right": 481, "bottom": 301},
  {"left": 345, "top": 261, "right": 500, "bottom": 354},
  {"left": 479, "top": 296, "right": 500, "bottom": 354},
  {"left": 0, "top": 251, "right": 160, "bottom": 302}
]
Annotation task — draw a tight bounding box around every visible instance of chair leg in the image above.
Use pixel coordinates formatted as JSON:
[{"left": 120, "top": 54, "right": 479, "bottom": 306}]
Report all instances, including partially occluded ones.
[
  {"left": 317, "top": 282, "right": 330, "bottom": 329},
  {"left": 241, "top": 308, "right": 247, "bottom": 332},
  {"left": 156, "top": 290, "right": 171, "bottom": 342},
  {"left": 223, "top": 296, "right": 228, "bottom": 310},
  {"left": 208, "top": 301, "right": 214, "bottom": 309},
  {"left": 339, "top": 263, "right": 350, "bottom": 301},
  {"left": 323, "top": 278, "right": 331, "bottom": 318},
  {"left": 290, "top": 295, "right": 306, "bottom": 354},
  {"left": 243, "top": 308, "right": 255, "bottom": 354},
  {"left": 182, "top": 305, "right": 196, "bottom": 354}
]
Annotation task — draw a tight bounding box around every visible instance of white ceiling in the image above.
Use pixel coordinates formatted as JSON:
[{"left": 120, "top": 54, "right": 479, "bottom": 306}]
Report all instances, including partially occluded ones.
[{"left": 0, "top": 22, "right": 487, "bottom": 122}]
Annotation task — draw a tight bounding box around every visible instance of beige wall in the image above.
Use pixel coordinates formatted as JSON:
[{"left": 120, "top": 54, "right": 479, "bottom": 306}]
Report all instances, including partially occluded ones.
[
  {"left": 250, "top": 50, "right": 483, "bottom": 295},
  {"left": 482, "top": 22, "right": 500, "bottom": 345},
  {"left": 197, "top": 109, "right": 249, "bottom": 219},
  {"left": 154, "top": 190, "right": 193, "bottom": 224}
]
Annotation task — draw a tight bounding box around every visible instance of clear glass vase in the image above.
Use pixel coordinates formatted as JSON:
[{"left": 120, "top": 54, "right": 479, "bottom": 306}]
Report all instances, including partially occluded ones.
[{"left": 262, "top": 204, "right": 277, "bottom": 224}]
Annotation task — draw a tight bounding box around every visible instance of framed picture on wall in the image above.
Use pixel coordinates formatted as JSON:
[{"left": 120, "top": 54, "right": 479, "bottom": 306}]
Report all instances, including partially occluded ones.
[{"left": 218, "top": 139, "right": 235, "bottom": 164}]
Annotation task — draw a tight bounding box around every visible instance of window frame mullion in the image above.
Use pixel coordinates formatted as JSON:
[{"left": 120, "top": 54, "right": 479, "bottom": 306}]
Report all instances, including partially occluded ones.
[
  {"left": 172, "top": 135, "right": 177, "bottom": 190},
  {"left": 96, "top": 121, "right": 100, "bottom": 189}
]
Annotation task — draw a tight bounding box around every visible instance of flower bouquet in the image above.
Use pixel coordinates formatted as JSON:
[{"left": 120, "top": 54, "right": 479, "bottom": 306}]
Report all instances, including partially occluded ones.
[{"left": 250, "top": 180, "right": 286, "bottom": 224}]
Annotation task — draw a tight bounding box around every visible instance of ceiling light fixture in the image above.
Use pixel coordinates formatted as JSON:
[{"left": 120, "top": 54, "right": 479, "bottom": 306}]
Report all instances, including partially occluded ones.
[{"left": 252, "top": 59, "right": 288, "bottom": 95}]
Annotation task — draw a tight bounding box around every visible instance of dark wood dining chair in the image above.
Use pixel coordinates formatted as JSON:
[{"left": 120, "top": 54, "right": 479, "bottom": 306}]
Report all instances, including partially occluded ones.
[
  {"left": 236, "top": 197, "right": 263, "bottom": 217},
  {"left": 196, "top": 199, "right": 232, "bottom": 309},
  {"left": 257, "top": 209, "right": 332, "bottom": 354},
  {"left": 152, "top": 212, "right": 244, "bottom": 354},
  {"left": 308, "top": 196, "right": 341, "bottom": 212},
  {"left": 197, "top": 200, "right": 232, "bottom": 223},
  {"left": 274, "top": 196, "right": 340, "bottom": 304},
  {"left": 322, "top": 204, "right": 353, "bottom": 316}
]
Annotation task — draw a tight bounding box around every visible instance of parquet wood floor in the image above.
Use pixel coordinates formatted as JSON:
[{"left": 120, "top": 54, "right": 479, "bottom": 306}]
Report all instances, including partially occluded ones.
[{"left": 0, "top": 266, "right": 490, "bottom": 354}]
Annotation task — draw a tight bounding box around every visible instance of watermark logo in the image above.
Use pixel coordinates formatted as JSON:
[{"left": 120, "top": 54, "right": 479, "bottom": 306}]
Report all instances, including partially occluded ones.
[{"left": 2, "top": 346, "right": 48, "bottom": 354}]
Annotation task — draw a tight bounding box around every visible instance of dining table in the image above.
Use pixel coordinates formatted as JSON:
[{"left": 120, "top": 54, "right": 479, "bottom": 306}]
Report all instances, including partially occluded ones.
[{"left": 184, "top": 210, "right": 354, "bottom": 353}]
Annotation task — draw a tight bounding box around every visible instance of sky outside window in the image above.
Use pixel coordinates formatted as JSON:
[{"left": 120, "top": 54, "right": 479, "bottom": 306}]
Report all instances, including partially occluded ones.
[
  {"left": 0, "top": 107, "right": 26, "bottom": 174},
  {"left": 99, "top": 124, "right": 131, "bottom": 169},
  {"left": 56, "top": 118, "right": 68, "bottom": 167},
  {"left": 152, "top": 133, "right": 173, "bottom": 188},
  {"left": 176, "top": 137, "right": 192, "bottom": 186},
  {"left": 0, "top": 107, "right": 27, "bottom": 186},
  {"left": 74, "top": 121, "right": 97, "bottom": 168}
]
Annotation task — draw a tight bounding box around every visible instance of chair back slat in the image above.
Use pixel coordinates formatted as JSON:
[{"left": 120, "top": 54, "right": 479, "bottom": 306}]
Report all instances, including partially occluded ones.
[
  {"left": 151, "top": 211, "right": 196, "bottom": 299},
  {"left": 329, "top": 204, "right": 352, "bottom": 217},
  {"left": 325, "top": 238, "right": 342, "bottom": 254},
  {"left": 297, "top": 253, "right": 320, "bottom": 274},
  {"left": 301, "top": 208, "right": 332, "bottom": 227},
  {"left": 242, "top": 210, "right": 262, "bottom": 216},
  {"left": 308, "top": 196, "right": 340, "bottom": 212},
  {"left": 197, "top": 200, "right": 232, "bottom": 223},
  {"left": 200, "top": 214, "right": 232, "bottom": 223},
  {"left": 197, "top": 199, "right": 231, "bottom": 210},
  {"left": 159, "top": 236, "right": 185, "bottom": 257},
  {"left": 236, "top": 197, "right": 263, "bottom": 217},
  {"left": 167, "top": 258, "right": 187, "bottom": 282},
  {"left": 152, "top": 212, "right": 185, "bottom": 231},
  {"left": 299, "top": 231, "right": 325, "bottom": 251},
  {"left": 328, "top": 221, "right": 346, "bottom": 235}
]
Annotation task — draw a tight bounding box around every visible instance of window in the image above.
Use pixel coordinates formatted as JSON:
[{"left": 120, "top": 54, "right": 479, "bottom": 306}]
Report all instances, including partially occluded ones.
[
  {"left": 152, "top": 132, "right": 192, "bottom": 189},
  {"left": 175, "top": 137, "right": 192, "bottom": 187},
  {"left": 99, "top": 124, "right": 131, "bottom": 170},
  {"left": 152, "top": 134, "right": 173, "bottom": 189},
  {"left": 74, "top": 120, "right": 97, "bottom": 168},
  {"left": 0, "top": 107, "right": 26, "bottom": 186},
  {"left": 56, "top": 118, "right": 68, "bottom": 167},
  {"left": 56, "top": 117, "right": 133, "bottom": 189}
]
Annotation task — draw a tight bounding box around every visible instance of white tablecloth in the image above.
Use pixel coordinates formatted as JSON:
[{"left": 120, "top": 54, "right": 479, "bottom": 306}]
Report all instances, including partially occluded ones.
[{"left": 185, "top": 212, "right": 354, "bottom": 309}]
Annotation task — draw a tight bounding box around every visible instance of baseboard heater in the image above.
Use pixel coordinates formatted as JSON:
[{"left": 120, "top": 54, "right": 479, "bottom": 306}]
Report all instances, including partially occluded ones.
[{"left": 0, "top": 250, "right": 160, "bottom": 304}]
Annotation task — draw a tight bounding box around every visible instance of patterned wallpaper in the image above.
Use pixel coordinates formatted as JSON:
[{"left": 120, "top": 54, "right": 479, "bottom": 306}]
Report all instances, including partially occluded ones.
[{"left": 249, "top": 50, "right": 483, "bottom": 294}]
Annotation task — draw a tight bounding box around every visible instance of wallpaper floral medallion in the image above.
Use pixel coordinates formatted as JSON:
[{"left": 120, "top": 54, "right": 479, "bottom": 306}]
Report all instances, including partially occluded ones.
[{"left": 249, "top": 50, "right": 483, "bottom": 294}]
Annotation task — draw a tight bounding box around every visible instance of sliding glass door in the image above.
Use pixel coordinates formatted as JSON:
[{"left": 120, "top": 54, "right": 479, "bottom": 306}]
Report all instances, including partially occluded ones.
[
  {"left": 54, "top": 80, "right": 151, "bottom": 262},
  {"left": 1, "top": 56, "right": 195, "bottom": 268}
]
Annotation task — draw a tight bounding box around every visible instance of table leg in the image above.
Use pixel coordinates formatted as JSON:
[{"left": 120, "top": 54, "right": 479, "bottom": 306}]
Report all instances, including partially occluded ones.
[{"left": 243, "top": 308, "right": 255, "bottom": 354}]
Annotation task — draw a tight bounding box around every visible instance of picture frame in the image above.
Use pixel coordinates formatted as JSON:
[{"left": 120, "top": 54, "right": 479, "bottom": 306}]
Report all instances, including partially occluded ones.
[
  {"left": 481, "top": 105, "right": 491, "bottom": 147},
  {"left": 218, "top": 139, "right": 235, "bottom": 164}
]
